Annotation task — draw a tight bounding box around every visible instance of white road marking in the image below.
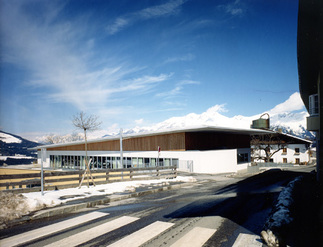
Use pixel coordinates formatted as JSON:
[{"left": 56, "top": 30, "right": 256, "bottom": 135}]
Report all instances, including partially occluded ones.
[
  {"left": 0, "top": 211, "right": 108, "bottom": 247},
  {"left": 232, "top": 233, "right": 263, "bottom": 247},
  {"left": 154, "top": 194, "right": 178, "bottom": 201},
  {"left": 170, "top": 227, "right": 217, "bottom": 247},
  {"left": 45, "top": 216, "right": 139, "bottom": 247},
  {"left": 107, "top": 221, "right": 174, "bottom": 247}
]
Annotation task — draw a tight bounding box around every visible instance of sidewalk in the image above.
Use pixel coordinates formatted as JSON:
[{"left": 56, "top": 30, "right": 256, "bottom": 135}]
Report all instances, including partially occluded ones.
[
  {"left": 286, "top": 172, "right": 319, "bottom": 247},
  {"left": 261, "top": 171, "right": 320, "bottom": 247},
  {"left": 5, "top": 178, "right": 195, "bottom": 228},
  {"left": 2, "top": 169, "right": 319, "bottom": 247}
]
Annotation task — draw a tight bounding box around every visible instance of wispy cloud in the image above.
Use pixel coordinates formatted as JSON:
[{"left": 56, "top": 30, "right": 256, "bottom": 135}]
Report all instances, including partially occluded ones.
[
  {"left": 107, "top": 0, "right": 186, "bottom": 35},
  {"left": 107, "top": 17, "right": 129, "bottom": 35},
  {"left": 138, "top": 0, "right": 185, "bottom": 19},
  {"left": 164, "top": 53, "right": 195, "bottom": 64},
  {"left": 156, "top": 79, "right": 200, "bottom": 98},
  {"left": 219, "top": 0, "right": 245, "bottom": 17},
  {"left": 135, "top": 118, "right": 144, "bottom": 125},
  {"left": 1, "top": 1, "right": 171, "bottom": 110}
]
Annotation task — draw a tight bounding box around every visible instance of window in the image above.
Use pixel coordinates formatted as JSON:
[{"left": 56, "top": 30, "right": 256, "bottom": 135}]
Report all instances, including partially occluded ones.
[
  {"left": 126, "top": 158, "right": 132, "bottom": 168},
  {"left": 151, "top": 158, "right": 156, "bottom": 166},
  {"left": 158, "top": 158, "right": 164, "bottom": 166},
  {"left": 132, "top": 158, "right": 138, "bottom": 168},
  {"left": 295, "top": 148, "right": 300, "bottom": 154},
  {"left": 309, "top": 94, "right": 319, "bottom": 116},
  {"left": 283, "top": 158, "right": 287, "bottom": 163},
  {"left": 138, "top": 158, "right": 143, "bottom": 168},
  {"left": 172, "top": 159, "right": 179, "bottom": 168},
  {"left": 295, "top": 158, "right": 300, "bottom": 164},
  {"left": 165, "top": 158, "right": 171, "bottom": 166},
  {"left": 144, "top": 158, "right": 150, "bottom": 167},
  {"left": 237, "top": 153, "right": 249, "bottom": 164},
  {"left": 282, "top": 148, "right": 287, "bottom": 155}
]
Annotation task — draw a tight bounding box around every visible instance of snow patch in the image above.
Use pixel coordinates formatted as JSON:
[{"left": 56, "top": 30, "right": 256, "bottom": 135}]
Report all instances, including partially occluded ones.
[
  {"left": 0, "top": 133, "right": 22, "bottom": 143},
  {"left": 23, "top": 176, "right": 196, "bottom": 212},
  {"left": 261, "top": 176, "right": 303, "bottom": 246},
  {"left": 0, "top": 156, "right": 35, "bottom": 161},
  {"left": 0, "top": 176, "right": 196, "bottom": 228}
]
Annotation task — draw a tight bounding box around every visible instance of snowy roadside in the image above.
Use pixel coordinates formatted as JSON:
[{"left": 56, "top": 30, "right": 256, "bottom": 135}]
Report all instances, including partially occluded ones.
[
  {"left": 0, "top": 176, "right": 196, "bottom": 229},
  {"left": 261, "top": 176, "right": 303, "bottom": 247}
]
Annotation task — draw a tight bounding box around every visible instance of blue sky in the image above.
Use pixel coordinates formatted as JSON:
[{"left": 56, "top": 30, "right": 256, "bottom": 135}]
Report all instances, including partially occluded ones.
[{"left": 0, "top": 0, "right": 301, "bottom": 140}]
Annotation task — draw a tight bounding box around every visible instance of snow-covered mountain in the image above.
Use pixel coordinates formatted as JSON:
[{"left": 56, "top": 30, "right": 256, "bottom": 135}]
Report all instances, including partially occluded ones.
[
  {"left": 121, "top": 92, "right": 315, "bottom": 140},
  {"left": 34, "top": 92, "right": 315, "bottom": 142},
  {"left": 0, "top": 131, "right": 38, "bottom": 165}
]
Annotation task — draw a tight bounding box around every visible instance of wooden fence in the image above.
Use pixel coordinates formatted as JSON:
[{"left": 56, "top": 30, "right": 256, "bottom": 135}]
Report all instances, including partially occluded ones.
[{"left": 0, "top": 166, "right": 177, "bottom": 193}]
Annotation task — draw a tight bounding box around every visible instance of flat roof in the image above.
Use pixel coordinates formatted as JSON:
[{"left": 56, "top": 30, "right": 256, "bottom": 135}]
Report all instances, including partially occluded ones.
[{"left": 34, "top": 126, "right": 272, "bottom": 149}]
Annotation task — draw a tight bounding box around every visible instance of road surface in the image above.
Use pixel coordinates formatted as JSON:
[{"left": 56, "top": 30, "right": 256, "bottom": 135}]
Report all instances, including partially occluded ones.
[{"left": 0, "top": 167, "right": 314, "bottom": 247}]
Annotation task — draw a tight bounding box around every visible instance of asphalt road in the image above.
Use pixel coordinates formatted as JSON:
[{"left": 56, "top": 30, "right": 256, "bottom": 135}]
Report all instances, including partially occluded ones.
[{"left": 0, "top": 166, "right": 315, "bottom": 247}]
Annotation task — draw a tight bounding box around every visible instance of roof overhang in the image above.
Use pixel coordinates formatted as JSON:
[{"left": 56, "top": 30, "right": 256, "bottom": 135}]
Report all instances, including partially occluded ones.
[{"left": 32, "top": 126, "right": 272, "bottom": 150}]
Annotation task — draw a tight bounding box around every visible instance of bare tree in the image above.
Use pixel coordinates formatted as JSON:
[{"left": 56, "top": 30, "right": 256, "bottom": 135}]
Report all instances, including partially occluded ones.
[
  {"left": 44, "top": 132, "right": 84, "bottom": 144},
  {"left": 251, "top": 133, "right": 289, "bottom": 163},
  {"left": 72, "top": 111, "right": 102, "bottom": 188},
  {"left": 44, "top": 134, "right": 64, "bottom": 144},
  {"left": 69, "top": 132, "right": 84, "bottom": 142}
]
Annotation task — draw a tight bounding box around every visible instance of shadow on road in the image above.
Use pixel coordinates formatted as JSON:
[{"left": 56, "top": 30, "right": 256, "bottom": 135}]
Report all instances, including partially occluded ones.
[{"left": 165, "top": 169, "right": 319, "bottom": 247}]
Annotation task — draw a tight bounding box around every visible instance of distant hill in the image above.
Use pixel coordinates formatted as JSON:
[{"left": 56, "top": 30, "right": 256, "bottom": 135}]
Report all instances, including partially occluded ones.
[{"left": 0, "top": 131, "right": 39, "bottom": 166}]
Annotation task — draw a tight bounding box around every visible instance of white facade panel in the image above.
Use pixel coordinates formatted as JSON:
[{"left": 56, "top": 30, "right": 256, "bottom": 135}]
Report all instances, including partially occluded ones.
[
  {"left": 41, "top": 148, "right": 247, "bottom": 174},
  {"left": 252, "top": 144, "right": 310, "bottom": 164}
]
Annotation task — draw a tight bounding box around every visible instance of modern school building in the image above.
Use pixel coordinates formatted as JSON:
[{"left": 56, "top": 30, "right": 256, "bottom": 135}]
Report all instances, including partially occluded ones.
[{"left": 36, "top": 126, "right": 270, "bottom": 174}]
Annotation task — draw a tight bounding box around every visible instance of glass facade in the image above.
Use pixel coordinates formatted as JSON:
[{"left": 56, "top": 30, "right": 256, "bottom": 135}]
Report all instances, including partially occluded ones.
[{"left": 49, "top": 154, "right": 179, "bottom": 170}]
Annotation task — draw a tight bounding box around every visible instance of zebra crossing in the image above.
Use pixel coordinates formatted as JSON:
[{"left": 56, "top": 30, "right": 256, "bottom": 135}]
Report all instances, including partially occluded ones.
[
  {"left": 45, "top": 216, "right": 139, "bottom": 247},
  {"left": 0, "top": 211, "right": 108, "bottom": 247},
  {"left": 0, "top": 211, "right": 263, "bottom": 247},
  {"left": 107, "top": 221, "right": 174, "bottom": 247}
]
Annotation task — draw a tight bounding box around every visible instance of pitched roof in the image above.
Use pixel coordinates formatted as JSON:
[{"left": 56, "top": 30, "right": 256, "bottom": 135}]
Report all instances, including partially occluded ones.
[{"left": 34, "top": 126, "right": 272, "bottom": 149}]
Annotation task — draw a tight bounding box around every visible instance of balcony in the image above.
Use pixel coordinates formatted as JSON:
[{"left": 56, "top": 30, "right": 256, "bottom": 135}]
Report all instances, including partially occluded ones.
[
  {"left": 307, "top": 94, "right": 319, "bottom": 131},
  {"left": 307, "top": 115, "right": 319, "bottom": 131}
]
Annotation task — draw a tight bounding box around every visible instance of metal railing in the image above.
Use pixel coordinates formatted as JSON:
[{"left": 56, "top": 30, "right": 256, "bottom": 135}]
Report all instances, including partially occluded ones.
[{"left": 0, "top": 166, "right": 177, "bottom": 193}]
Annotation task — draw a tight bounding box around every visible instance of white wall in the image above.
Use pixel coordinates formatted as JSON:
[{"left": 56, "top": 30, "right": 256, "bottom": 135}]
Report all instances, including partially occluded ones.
[
  {"left": 252, "top": 144, "right": 309, "bottom": 164},
  {"left": 273, "top": 144, "right": 309, "bottom": 164},
  {"left": 41, "top": 148, "right": 247, "bottom": 174},
  {"left": 236, "top": 148, "right": 251, "bottom": 171},
  {"left": 37, "top": 150, "right": 50, "bottom": 168}
]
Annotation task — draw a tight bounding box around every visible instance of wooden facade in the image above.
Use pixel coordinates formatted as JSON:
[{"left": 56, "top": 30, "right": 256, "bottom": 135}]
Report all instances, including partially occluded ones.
[
  {"left": 45, "top": 131, "right": 251, "bottom": 152},
  {"left": 185, "top": 132, "right": 250, "bottom": 150}
]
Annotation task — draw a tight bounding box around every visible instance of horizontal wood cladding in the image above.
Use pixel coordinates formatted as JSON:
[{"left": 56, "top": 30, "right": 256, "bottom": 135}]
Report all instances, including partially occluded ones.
[
  {"left": 123, "top": 132, "right": 185, "bottom": 151},
  {"left": 46, "top": 133, "right": 185, "bottom": 151},
  {"left": 45, "top": 131, "right": 250, "bottom": 152},
  {"left": 185, "top": 132, "right": 250, "bottom": 150},
  {"left": 47, "top": 140, "right": 120, "bottom": 151}
]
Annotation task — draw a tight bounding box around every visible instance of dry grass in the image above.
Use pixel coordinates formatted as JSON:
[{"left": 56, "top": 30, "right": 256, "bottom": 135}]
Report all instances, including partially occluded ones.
[{"left": 0, "top": 192, "right": 30, "bottom": 229}]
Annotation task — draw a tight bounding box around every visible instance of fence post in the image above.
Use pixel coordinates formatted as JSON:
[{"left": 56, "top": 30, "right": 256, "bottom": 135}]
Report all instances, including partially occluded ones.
[
  {"left": 41, "top": 148, "right": 45, "bottom": 196},
  {"left": 106, "top": 171, "right": 109, "bottom": 182},
  {"left": 79, "top": 171, "right": 82, "bottom": 185}
]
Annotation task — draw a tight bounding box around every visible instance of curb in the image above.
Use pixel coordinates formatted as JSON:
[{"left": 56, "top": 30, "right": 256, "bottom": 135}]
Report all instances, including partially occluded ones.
[{"left": 6, "top": 182, "right": 191, "bottom": 228}]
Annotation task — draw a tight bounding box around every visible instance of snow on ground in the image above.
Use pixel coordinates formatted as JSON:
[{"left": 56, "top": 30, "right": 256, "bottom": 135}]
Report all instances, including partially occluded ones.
[
  {"left": 0, "top": 133, "right": 22, "bottom": 143},
  {"left": 261, "top": 176, "right": 303, "bottom": 246},
  {"left": 24, "top": 176, "right": 196, "bottom": 210},
  {"left": 0, "top": 156, "right": 35, "bottom": 161},
  {"left": 0, "top": 176, "right": 196, "bottom": 228},
  {"left": 266, "top": 176, "right": 302, "bottom": 228}
]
